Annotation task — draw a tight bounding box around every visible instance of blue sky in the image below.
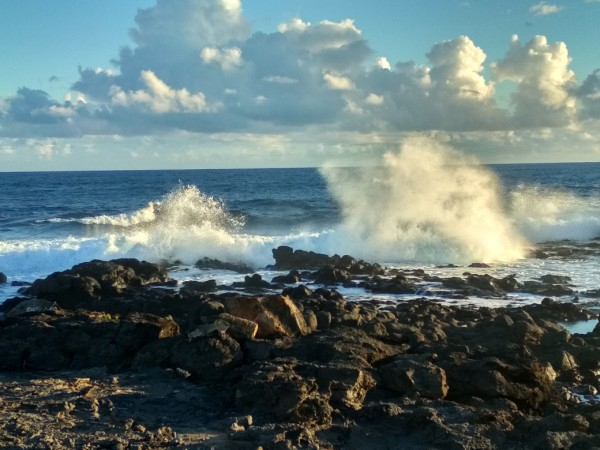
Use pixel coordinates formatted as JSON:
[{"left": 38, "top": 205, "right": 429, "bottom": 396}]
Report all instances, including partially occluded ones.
[{"left": 1, "top": 0, "right": 600, "bottom": 171}]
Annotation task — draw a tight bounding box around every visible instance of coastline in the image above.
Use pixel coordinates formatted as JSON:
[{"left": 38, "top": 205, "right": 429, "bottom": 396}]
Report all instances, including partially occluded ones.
[{"left": 2, "top": 250, "right": 600, "bottom": 449}]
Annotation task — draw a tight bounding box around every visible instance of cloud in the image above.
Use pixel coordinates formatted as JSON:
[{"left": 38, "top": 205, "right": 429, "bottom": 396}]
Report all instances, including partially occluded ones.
[
  {"left": 323, "top": 73, "right": 354, "bottom": 90},
  {"left": 6, "top": 88, "right": 66, "bottom": 124},
  {"left": 200, "top": 46, "right": 243, "bottom": 70},
  {"left": 529, "top": 2, "right": 563, "bottom": 15},
  {"left": 492, "top": 35, "right": 576, "bottom": 127},
  {"left": 33, "top": 140, "right": 54, "bottom": 159},
  {"left": 351, "top": 35, "right": 508, "bottom": 132},
  {"left": 1, "top": 0, "right": 599, "bottom": 165},
  {"left": 110, "top": 70, "right": 215, "bottom": 113},
  {"left": 577, "top": 69, "right": 600, "bottom": 119},
  {"left": 130, "top": 0, "right": 249, "bottom": 51}
]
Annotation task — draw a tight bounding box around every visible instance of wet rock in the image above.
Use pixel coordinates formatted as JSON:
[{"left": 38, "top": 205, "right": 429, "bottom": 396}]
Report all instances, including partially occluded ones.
[
  {"left": 521, "top": 280, "right": 575, "bottom": 297},
  {"left": 312, "top": 265, "right": 351, "bottom": 285},
  {"left": 465, "top": 273, "right": 505, "bottom": 295},
  {"left": 442, "top": 277, "right": 468, "bottom": 289},
  {"left": 496, "top": 274, "right": 522, "bottom": 292},
  {"left": 271, "top": 246, "right": 384, "bottom": 277},
  {"left": 179, "top": 279, "right": 217, "bottom": 295},
  {"left": 540, "top": 274, "right": 572, "bottom": 285},
  {"left": 369, "top": 275, "right": 417, "bottom": 294},
  {"left": 271, "top": 270, "right": 301, "bottom": 284},
  {"left": 0, "top": 272, "right": 7, "bottom": 283},
  {"left": 195, "top": 257, "right": 254, "bottom": 273},
  {"left": 283, "top": 284, "right": 313, "bottom": 300},
  {"left": 243, "top": 273, "right": 272, "bottom": 289},
  {"left": 271, "top": 246, "right": 331, "bottom": 270}
]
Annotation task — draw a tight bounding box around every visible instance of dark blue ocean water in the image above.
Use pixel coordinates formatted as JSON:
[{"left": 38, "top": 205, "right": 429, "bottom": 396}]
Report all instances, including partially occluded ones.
[{"left": 1, "top": 162, "right": 600, "bottom": 304}]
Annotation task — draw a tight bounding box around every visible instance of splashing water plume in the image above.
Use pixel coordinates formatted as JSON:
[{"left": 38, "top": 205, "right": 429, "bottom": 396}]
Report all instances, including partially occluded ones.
[
  {"left": 105, "top": 185, "right": 271, "bottom": 265},
  {"left": 322, "top": 137, "right": 528, "bottom": 264}
]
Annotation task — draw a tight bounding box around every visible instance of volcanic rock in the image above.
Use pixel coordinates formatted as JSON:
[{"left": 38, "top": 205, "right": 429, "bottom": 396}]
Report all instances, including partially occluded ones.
[
  {"left": 195, "top": 257, "right": 254, "bottom": 274},
  {"left": 223, "top": 295, "right": 309, "bottom": 338}
]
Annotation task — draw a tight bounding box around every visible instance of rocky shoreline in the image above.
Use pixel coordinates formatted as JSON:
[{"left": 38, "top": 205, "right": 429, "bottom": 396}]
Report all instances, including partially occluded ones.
[{"left": 2, "top": 248, "right": 600, "bottom": 449}]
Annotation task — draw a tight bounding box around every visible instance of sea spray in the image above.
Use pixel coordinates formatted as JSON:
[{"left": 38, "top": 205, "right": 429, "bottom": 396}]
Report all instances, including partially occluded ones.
[
  {"left": 509, "top": 184, "right": 600, "bottom": 243},
  {"left": 321, "top": 137, "right": 528, "bottom": 264},
  {"left": 104, "top": 185, "right": 275, "bottom": 267}
]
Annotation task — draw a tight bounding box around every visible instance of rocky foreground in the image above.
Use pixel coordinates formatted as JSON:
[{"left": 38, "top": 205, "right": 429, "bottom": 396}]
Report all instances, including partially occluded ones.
[{"left": 2, "top": 248, "right": 600, "bottom": 449}]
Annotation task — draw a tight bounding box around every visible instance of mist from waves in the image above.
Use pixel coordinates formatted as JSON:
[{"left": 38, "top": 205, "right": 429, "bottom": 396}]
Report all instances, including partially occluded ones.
[
  {"left": 321, "top": 137, "right": 529, "bottom": 264},
  {"left": 508, "top": 184, "right": 600, "bottom": 243}
]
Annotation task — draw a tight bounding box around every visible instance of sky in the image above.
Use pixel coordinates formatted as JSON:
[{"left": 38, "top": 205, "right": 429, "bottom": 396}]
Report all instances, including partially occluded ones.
[{"left": 1, "top": 0, "right": 600, "bottom": 171}]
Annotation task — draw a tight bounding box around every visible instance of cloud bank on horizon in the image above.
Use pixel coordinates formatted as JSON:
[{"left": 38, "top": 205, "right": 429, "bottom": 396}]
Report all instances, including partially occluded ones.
[{"left": 1, "top": 0, "right": 600, "bottom": 170}]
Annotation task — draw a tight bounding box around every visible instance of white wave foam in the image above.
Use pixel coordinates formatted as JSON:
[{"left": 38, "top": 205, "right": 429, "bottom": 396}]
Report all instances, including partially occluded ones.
[
  {"left": 509, "top": 185, "right": 600, "bottom": 243},
  {"left": 0, "top": 236, "right": 109, "bottom": 281},
  {"left": 321, "top": 136, "right": 528, "bottom": 264}
]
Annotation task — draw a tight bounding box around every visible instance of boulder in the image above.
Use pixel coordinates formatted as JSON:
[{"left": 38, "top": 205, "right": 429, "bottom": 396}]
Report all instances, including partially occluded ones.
[
  {"left": 0, "top": 272, "right": 7, "bottom": 283},
  {"left": 466, "top": 274, "right": 504, "bottom": 295},
  {"left": 0, "top": 311, "right": 179, "bottom": 371},
  {"left": 179, "top": 279, "right": 217, "bottom": 296},
  {"left": 369, "top": 275, "right": 417, "bottom": 294},
  {"left": 231, "top": 360, "right": 333, "bottom": 426},
  {"left": 312, "top": 266, "right": 351, "bottom": 285},
  {"left": 521, "top": 280, "right": 574, "bottom": 297},
  {"left": 25, "top": 259, "right": 173, "bottom": 305},
  {"left": 444, "top": 357, "right": 559, "bottom": 410},
  {"left": 244, "top": 273, "right": 272, "bottom": 289},
  {"left": 271, "top": 246, "right": 332, "bottom": 270},
  {"left": 315, "top": 365, "right": 376, "bottom": 409},
  {"left": 379, "top": 358, "right": 449, "bottom": 399},
  {"left": 540, "top": 274, "right": 572, "bottom": 285},
  {"left": 170, "top": 334, "right": 243, "bottom": 382},
  {"left": 26, "top": 273, "right": 101, "bottom": 306},
  {"left": 218, "top": 312, "right": 259, "bottom": 340},
  {"left": 271, "top": 270, "right": 301, "bottom": 284},
  {"left": 195, "top": 257, "right": 254, "bottom": 274},
  {"left": 6, "top": 298, "right": 58, "bottom": 318},
  {"left": 223, "top": 295, "right": 310, "bottom": 338}
]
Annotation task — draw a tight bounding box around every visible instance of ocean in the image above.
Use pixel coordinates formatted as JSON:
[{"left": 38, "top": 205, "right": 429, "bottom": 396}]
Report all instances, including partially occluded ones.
[{"left": 1, "top": 161, "right": 600, "bottom": 307}]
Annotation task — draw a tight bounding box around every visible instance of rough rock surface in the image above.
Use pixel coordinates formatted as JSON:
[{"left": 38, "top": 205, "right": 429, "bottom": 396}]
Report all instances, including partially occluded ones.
[{"left": 3, "top": 254, "right": 600, "bottom": 449}]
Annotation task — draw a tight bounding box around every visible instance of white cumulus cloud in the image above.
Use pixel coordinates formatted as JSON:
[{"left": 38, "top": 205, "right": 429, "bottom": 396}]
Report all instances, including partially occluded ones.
[
  {"left": 492, "top": 35, "right": 576, "bottom": 127},
  {"left": 201, "top": 46, "right": 243, "bottom": 70},
  {"left": 111, "top": 70, "right": 214, "bottom": 114},
  {"left": 323, "top": 73, "right": 354, "bottom": 90}
]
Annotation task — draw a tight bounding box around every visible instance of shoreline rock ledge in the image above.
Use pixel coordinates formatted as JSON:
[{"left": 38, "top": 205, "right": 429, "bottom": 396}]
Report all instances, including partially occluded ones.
[{"left": 2, "top": 256, "right": 600, "bottom": 449}]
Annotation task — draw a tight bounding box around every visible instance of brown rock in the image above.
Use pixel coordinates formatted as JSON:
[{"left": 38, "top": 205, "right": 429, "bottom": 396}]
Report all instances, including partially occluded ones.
[{"left": 223, "top": 295, "right": 309, "bottom": 338}]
